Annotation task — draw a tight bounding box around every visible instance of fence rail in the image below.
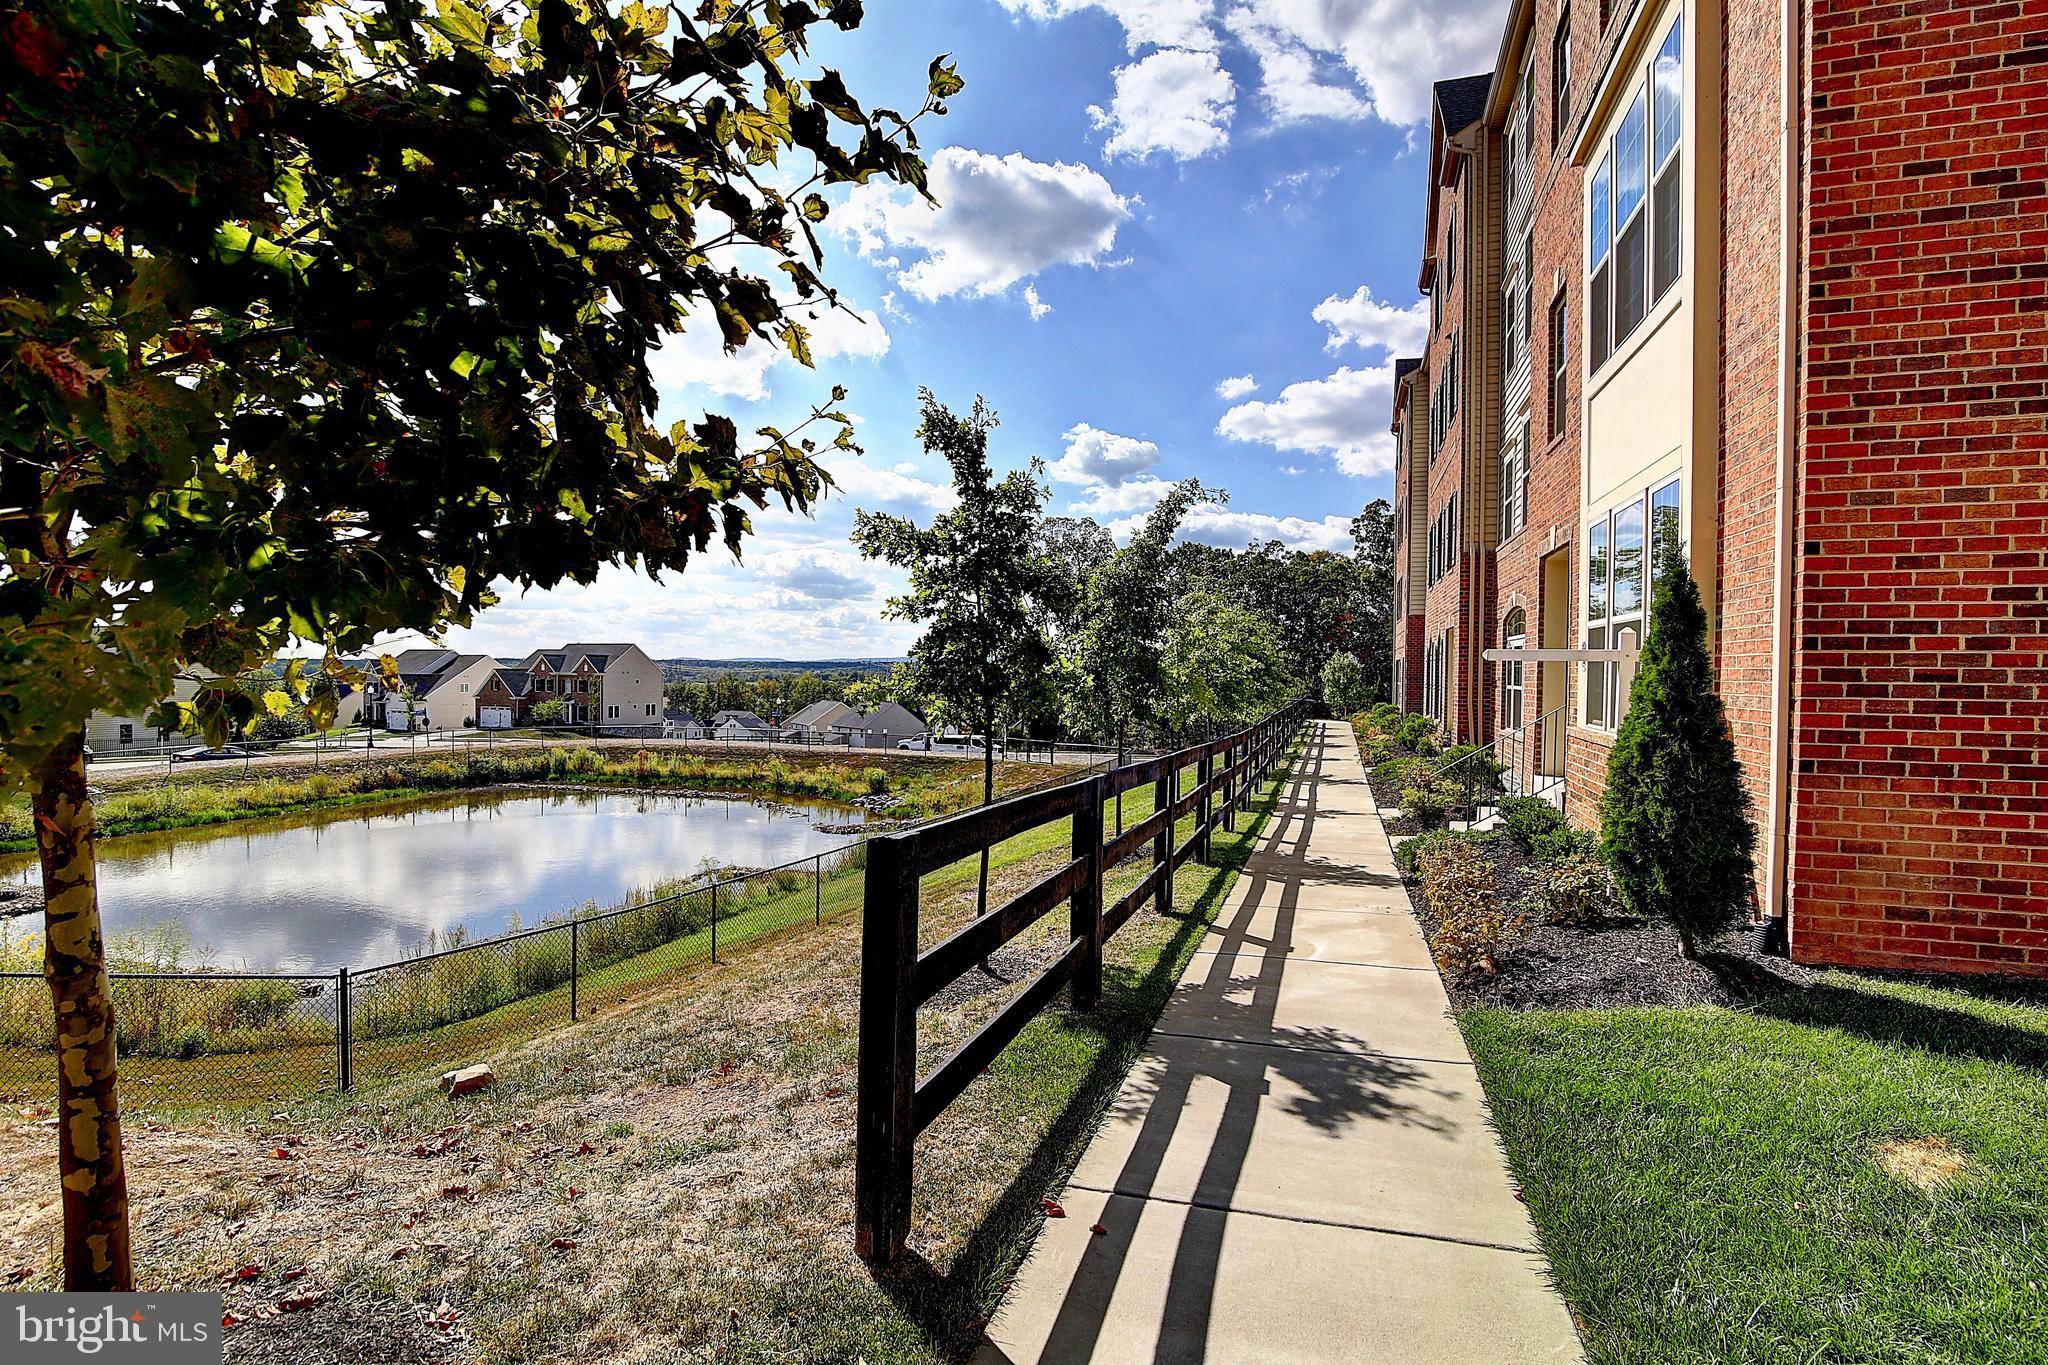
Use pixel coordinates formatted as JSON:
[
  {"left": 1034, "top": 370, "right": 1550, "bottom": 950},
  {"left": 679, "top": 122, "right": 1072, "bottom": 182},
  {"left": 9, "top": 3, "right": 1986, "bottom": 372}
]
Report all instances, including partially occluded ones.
[{"left": 853, "top": 700, "right": 1306, "bottom": 1264}]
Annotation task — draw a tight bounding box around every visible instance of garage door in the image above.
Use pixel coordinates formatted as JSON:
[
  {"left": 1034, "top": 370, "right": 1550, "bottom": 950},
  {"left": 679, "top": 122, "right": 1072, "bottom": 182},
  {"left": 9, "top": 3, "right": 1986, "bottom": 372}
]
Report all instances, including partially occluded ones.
[{"left": 478, "top": 707, "right": 514, "bottom": 730}]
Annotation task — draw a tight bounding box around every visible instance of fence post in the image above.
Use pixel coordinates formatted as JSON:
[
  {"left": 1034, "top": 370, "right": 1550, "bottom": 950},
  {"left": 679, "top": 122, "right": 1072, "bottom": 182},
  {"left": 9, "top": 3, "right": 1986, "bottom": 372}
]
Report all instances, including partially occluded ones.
[
  {"left": 1196, "top": 752, "right": 1214, "bottom": 864},
  {"left": 570, "top": 919, "right": 580, "bottom": 1021},
  {"left": 1224, "top": 740, "right": 1238, "bottom": 832},
  {"left": 336, "top": 967, "right": 352, "bottom": 1093},
  {"left": 816, "top": 853, "right": 823, "bottom": 926},
  {"left": 711, "top": 882, "right": 719, "bottom": 963},
  {"left": 1071, "top": 775, "right": 1104, "bottom": 1010},
  {"left": 855, "top": 833, "right": 918, "bottom": 1265},
  {"left": 1153, "top": 766, "right": 1173, "bottom": 915}
]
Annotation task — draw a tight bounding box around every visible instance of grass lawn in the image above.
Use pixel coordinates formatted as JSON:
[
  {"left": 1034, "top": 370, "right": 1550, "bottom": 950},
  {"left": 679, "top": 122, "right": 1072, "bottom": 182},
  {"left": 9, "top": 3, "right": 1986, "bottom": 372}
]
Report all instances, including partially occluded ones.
[
  {"left": 1463, "top": 972, "right": 2048, "bottom": 1365},
  {"left": 0, "top": 745, "right": 1300, "bottom": 1363}
]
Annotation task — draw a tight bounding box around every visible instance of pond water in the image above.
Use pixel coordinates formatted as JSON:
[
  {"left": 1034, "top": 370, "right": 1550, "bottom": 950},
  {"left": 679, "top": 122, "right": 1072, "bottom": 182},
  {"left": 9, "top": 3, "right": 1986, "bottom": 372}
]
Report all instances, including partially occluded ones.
[{"left": 0, "top": 788, "right": 863, "bottom": 972}]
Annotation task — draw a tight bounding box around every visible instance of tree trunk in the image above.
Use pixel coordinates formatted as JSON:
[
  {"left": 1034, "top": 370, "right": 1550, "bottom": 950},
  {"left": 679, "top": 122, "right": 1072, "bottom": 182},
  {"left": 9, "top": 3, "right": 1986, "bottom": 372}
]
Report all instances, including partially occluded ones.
[{"left": 33, "top": 730, "right": 133, "bottom": 1290}]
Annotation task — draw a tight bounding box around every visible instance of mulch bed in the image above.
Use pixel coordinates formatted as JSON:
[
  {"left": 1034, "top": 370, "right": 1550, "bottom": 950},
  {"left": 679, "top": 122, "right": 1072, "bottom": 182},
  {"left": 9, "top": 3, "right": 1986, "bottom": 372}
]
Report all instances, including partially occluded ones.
[{"left": 1398, "top": 832, "right": 1819, "bottom": 1011}]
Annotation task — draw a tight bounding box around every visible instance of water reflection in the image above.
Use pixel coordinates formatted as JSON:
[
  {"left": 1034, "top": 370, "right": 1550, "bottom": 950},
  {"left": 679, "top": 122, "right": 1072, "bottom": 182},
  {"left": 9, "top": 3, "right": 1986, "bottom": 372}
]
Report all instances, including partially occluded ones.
[{"left": 0, "top": 789, "right": 862, "bottom": 971}]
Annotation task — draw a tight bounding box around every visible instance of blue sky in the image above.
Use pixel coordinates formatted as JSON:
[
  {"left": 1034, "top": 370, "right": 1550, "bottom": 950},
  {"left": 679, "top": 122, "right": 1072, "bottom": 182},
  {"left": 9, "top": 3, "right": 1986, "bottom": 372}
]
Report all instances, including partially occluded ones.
[{"left": 439, "top": 0, "right": 1506, "bottom": 662}]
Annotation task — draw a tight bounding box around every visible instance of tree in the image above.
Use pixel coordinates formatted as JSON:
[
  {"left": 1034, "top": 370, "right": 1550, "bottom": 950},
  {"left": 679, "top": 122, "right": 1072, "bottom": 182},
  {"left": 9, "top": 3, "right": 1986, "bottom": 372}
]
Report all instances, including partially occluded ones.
[
  {"left": 843, "top": 661, "right": 930, "bottom": 721},
  {"left": 1599, "top": 555, "right": 1757, "bottom": 957},
  {"left": 531, "top": 697, "right": 570, "bottom": 728},
  {"left": 1320, "top": 653, "right": 1370, "bottom": 716},
  {"left": 0, "top": 0, "right": 951, "bottom": 1288},
  {"left": 1160, "top": 589, "right": 1296, "bottom": 739},
  {"left": 1065, "top": 481, "right": 1213, "bottom": 827},
  {"left": 853, "top": 393, "right": 1055, "bottom": 913},
  {"left": 1349, "top": 499, "right": 1397, "bottom": 702}
]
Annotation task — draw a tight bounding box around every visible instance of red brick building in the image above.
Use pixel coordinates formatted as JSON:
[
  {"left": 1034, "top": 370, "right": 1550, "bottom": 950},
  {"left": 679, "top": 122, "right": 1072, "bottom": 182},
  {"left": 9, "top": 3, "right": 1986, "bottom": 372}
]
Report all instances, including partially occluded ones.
[{"left": 1393, "top": 0, "right": 2048, "bottom": 974}]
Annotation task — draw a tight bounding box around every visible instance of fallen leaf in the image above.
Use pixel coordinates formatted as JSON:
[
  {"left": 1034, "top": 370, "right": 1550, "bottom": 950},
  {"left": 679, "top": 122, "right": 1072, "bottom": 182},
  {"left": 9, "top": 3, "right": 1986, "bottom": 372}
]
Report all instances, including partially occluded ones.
[
  {"left": 268, "top": 1148, "right": 296, "bottom": 1161},
  {"left": 281, "top": 1268, "right": 307, "bottom": 1283},
  {"left": 277, "top": 1291, "right": 325, "bottom": 1313},
  {"left": 1090, "top": 1223, "right": 1108, "bottom": 1236},
  {"left": 1042, "top": 1199, "right": 1066, "bottom": 1219},
  {"left": 428, "top": 1300, "right": 463, "bottom": 1332},
  {"left": 229, "top": 1264, "right": 262, "bottom": 1282},
  {"left": 221, "top": 1312, "right": 245, "bottom": 1329},
  {"left": 549, "top": 1237, "right": 577, "bottom": 1252},
  {"left": 821, "top": 1086, "right": 845, "bottom": 1099},
  {"left": 440, "top": 1184, "right": 472, "bottom": 1200},
  {"left": 565, "top": 1186, "right": 584, "bottom": 1200},
  {"left": 576, "top": 1142, "right": 596, "bottom": 1156}
]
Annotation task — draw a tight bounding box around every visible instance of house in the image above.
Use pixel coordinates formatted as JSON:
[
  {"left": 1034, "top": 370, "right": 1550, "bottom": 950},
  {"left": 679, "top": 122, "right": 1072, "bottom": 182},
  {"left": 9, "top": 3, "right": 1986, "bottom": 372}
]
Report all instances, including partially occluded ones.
[
  {"left": 514, "top": 642, "right": 664, "bottom": 733},
  {"left": 474, "top": 667, "right": 534, "bottom": 729},
  {"left": 85, "top": 672, "right": 204, "bottom": 756},
  {"left": 1391, "top": 0, "right": 2048, "bottom": 974},
  {"left": 373, "top": 650, "right": 498, "bottom": 732},
  {"left": 781, "top": 700, "right": 858, "bottom": 743},
  {"left": 836, "top": 703, "right": 928, "bottom": 751},
  {"left": 663, "top": 710, "right": 710, "bottom": 740},
  {"left": 710, "top": 709, "right": 774, "bottom": 741}
]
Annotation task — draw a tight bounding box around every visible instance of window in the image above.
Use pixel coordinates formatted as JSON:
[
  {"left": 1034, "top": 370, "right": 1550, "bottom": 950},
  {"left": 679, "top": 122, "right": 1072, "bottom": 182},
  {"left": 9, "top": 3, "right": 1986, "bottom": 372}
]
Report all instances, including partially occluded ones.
[
  {"left": 1523, "top": 231, "right": 1535, "bottom": 356},
  {"left": 1651, "top": 19, "right": 1683, "bottom": 298},
  {"left": 1612, "top": 86, "right": 1648, "bottom": 342},
  {"left": 646, "top": 702, "right": 657, "bottom": 717},
  {"left": 1501, "top": 422, "right": 1529, "bottom": 541},
  {"left": 608, "top": 704, "right": 620, "bottom": 720},
  {"left": 1446, "top": 211, "right": 1457, "bottom": 289},
  {"left": 1584, "top": 481, "right": 1680, "bottom": 729},
  {"left": 1585, "top": 519, "right": 1611, "bottom": 727},
  {"left": 1587, "top": 12, "right": 1684, "bottom": 375},
  {"left": 1501, "top": 609, "right": 1527, "bottom": 732},
  {"left": 1552, "top": 7, "right": 1573, "bottom": 145},
  {"left": 1548, "top": 289, "right": 1569, "bottom": 438},
  {"left": 1521, "top": 62, "right": 1536, "bottom": 157},
  {"left": 1589, "top": 151, "right": 1613, "bottom": 370},
  {"left": 119, "top": 723, "right": 134, "bottom": 745},
  {"left": 1503, "top": 278, "right": 1520, "bottom": 377}
]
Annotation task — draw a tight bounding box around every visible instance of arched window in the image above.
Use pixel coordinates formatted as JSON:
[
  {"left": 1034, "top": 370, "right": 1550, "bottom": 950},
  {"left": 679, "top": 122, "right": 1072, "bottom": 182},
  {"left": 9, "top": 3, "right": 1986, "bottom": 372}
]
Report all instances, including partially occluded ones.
[{"left": 1501, "top": 609, "right": 1527, "bottom": 731}]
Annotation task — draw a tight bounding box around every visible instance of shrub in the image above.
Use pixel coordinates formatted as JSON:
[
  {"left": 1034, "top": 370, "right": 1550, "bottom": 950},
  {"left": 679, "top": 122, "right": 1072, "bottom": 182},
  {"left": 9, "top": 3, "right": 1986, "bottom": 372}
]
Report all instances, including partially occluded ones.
[
  {"left": 1497, "top": 795, "right": 1567, "bottom": 854},
  {"left": 1372, "top": 755, "right": 1426, "bottom": 791},
  {"left": 1531, "top": 825, "right": 1599, "bottom": 863},
  {"left": 1600, "top": 556, "right": 1758, "bottom": 956},
  {"left": 1399, "top": 777, "right": 1460, "bottom": 828},
  {"left": 1392, "top": 714, "right": 1441, "bottom": 755},
  {"left": 1538, "top": 853, "right": 1613, "bottom": 925},
  {"left": 1360, "top": 732, "right": 1394, "bottom": 765},
  {"left": 1417, "top": 841, "right": 1524, "bottom": 977},
  {"left": 1394, "top": 827, "right": 1489, "bottom": 875},
  {"left": 1369, "top": 702, "right": 1402, "bottom": 726},
  {"left": 1437, "top": 743, "right": 1506, "bottom": 797},
  {"left": 863, "top": 767, "right": 889, "bottom": 795}
]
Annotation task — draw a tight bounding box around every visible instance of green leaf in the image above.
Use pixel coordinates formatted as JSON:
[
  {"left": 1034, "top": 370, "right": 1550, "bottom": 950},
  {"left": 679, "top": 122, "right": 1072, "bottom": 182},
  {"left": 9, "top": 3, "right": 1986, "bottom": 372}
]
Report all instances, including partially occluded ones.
[
  {"left": 430, "top": 0, "right": 491, "bottom": 50},
  {"left": 927, "top": 55, "right": 965, "bottom": 100}
]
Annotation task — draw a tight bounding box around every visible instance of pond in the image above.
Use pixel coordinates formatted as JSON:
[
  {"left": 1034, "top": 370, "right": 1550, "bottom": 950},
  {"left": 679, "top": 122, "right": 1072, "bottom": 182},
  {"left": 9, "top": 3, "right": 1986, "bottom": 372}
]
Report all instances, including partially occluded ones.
[{"left": 0, "top": 788, "right": 864, "bottom": 972}]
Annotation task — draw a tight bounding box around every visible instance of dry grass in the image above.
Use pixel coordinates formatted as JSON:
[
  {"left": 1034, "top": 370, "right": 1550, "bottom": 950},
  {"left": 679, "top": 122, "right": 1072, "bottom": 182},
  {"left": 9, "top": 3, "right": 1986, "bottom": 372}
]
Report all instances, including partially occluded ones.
[
  {"left": 1871, "top": 1135, "right": 1979, "bottom": 1194},
  {"left": 0, "top": 752, "right": 1297, "bottom": 1363}
]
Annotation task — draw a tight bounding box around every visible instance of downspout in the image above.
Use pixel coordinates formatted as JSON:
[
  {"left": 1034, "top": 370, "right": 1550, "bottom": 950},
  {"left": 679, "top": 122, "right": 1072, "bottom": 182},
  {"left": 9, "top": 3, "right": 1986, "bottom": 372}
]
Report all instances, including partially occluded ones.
[{"left": 1764, "top": 0, "right": 1802, "bottom": 941}]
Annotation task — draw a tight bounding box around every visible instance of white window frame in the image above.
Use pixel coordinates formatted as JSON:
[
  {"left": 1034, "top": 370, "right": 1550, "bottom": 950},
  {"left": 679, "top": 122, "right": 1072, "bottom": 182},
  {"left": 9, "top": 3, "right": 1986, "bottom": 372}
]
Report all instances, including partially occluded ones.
[
  {"left": 1587, "top": 9, "right": 1684, "bottom": 378},
  {"left": 1501, "top": 610, "right": 1527, "bottom": 732},
  {"left": 1583, "top": 477, "right": 1681, "bottom": 730}
]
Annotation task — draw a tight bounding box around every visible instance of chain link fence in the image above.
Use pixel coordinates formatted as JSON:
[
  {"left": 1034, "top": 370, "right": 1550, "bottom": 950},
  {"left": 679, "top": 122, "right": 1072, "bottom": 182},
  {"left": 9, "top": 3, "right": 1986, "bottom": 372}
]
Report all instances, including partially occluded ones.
[{"left": 0, "top": 752, "right": 1111, "bottom": 1111}]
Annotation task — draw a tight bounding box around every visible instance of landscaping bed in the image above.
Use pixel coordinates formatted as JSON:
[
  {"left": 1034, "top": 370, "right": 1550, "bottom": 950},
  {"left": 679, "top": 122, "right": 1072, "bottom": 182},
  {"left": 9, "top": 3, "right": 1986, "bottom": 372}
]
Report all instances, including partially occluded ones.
[{"left": 1354, "top": 702, "right": 2048, "bottom": 1364}]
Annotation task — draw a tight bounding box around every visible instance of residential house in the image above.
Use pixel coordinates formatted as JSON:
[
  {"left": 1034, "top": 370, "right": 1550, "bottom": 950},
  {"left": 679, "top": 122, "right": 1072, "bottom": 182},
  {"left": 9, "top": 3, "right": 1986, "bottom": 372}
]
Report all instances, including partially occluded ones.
[
  {"left": 515, "top": 643, "right": 664, "bottom": 733},
  {"left": 375, "top": 650, "right": 498, "bottom": 732},
  {"left": 781, "top": 699, "right": 858, "bottom": 743},
  {"left": 1393, "top": 0, "right": 2048, "bottom": 974},
  {"left": 663, "top": 710, "right": 710, "bottom": 740},
  {"left": 85, "top": 672, "right": 204, "bottom": 756},
  {"left": 474, "top": 667, "right": 533, "bottom": 729},
  {"left": 836, "top": 703, "right": 928, "bottom": 751},
  {"left": 710, "top": 710, "right": 774, "bottom": 741},
  {"left": 1389, "top": 355, "right": 1429, "bottom": 714}
]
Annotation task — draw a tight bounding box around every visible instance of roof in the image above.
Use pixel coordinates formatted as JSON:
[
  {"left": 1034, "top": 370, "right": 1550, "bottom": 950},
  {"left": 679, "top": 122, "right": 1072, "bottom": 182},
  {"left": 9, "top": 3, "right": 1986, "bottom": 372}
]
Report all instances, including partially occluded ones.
[
  {"left": 711, "top": 710, "right": 770, "bottom": 729},
  {"left": 1434, "top": 74, "right": 1493, "bottom": 138},
  {"left": 785, "top": 700, "right": 856, "bottom": 729},
  {"left": 852, "top": 702, "right": 926, "bottom": 732},
  {"left": 490, "top": 668, "right": 533, "bottom": 697},
  {"left": 392, "top": 648, "right": 458, "bottom": 676},
  {"left": 405, "top": 654, "right": 491, "bottom": 695},
  {"left": 1391, "top": 356, "right": 1423, "bottom": 426}
]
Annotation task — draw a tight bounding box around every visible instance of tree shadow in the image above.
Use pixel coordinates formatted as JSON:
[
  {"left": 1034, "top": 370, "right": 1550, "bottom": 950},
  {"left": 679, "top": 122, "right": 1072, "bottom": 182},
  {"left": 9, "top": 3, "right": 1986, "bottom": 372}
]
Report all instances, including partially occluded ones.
[
  {"left": 1701, "top": 949, "right": 2048, "bottom": 1072},
  {"left": 870, "top": 724, "right": 1460, "bottom": 1363}
]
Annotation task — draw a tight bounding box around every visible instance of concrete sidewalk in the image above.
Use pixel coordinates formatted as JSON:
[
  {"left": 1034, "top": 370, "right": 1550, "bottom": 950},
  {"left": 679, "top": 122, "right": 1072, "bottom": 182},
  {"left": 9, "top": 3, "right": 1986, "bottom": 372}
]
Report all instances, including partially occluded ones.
[{"left": 977, "top": 719, "right": 1583, "bottom": 1364}]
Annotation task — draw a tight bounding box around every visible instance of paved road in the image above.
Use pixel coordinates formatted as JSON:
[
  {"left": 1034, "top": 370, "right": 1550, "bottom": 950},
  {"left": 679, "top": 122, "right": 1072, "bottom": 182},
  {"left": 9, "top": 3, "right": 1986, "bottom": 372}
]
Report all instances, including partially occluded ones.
[{"left": 978, "top": 719, "right": 1584, "bottom": 1364}]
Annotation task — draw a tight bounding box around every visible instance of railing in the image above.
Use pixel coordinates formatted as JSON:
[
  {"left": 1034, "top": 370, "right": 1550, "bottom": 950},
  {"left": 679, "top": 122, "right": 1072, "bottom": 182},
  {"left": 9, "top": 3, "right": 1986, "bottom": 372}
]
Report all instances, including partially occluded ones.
[
  {"left": 853, "top": 701, "right": 1307, "bottom": 1264},
  {"left": 1426, "top": 701, "right": 1569, "bottom": 829}
]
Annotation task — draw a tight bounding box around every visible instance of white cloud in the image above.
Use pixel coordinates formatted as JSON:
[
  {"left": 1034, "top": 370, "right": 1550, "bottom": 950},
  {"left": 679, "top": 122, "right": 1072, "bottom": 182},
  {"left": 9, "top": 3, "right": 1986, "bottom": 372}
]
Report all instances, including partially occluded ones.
[
  {"left": 1101, "top": 499, "right": 1356, "bottom": 553},
  {"left": 1215, "top": 373, "right": 1258, "bottom": 400},
  {"left": 1048, "top": 423, "right": 1161, "bottom": 488},
  {"left": 1024, "top": 285, "right": 1053, "bottom": 320},
  {"left": 1313, "top": 285, "right": 1430, "bottom": 356},
  {"left": 1005, "top": 0, "right": 1504, "bottom": 131},
  {"left": 838, "top": 148, "right": 1132, "bottom": 302},
  {"left": 1216, "top": 361, "right": 1398, "bottom": 477},
  {"left": 1066, "top": 473, "right": 1178, "bottom": 517},
  {"left": 649, "top": 300, "right": 889, "bottom": 402},
  {"left": 827, "top": 457, "right": 958, "bottom": 512},
  {"left": 1225, "top": 11, "right": 1372, "bottom": 124},
  {"left": 1088, "top": 48, "right": 1235, "bottom": 161},
  {"left": 996, "top": 0, "right": 1219, "bottom": 52}
]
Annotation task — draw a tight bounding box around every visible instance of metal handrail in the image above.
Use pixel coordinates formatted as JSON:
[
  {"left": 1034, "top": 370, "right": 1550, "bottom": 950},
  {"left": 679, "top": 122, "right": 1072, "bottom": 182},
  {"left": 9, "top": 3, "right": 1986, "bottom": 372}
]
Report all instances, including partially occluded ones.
[{"left": 1424, "top": 700, "right": 1569, "bottom": 815}]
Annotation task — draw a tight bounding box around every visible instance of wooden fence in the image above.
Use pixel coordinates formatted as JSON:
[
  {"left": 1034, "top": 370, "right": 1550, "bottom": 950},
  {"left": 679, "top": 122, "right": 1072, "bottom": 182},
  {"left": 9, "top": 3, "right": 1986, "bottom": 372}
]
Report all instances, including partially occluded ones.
[{"left": 854, "top": 701, "right": 1307, "bottom": 1263}]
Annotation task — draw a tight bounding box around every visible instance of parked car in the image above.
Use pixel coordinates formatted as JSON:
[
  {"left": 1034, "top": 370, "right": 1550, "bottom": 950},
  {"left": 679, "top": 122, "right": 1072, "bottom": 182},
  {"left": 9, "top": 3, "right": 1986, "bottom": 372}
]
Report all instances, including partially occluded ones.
[{"left": 172, "top": 745, "right": 253, "bottom": 763}]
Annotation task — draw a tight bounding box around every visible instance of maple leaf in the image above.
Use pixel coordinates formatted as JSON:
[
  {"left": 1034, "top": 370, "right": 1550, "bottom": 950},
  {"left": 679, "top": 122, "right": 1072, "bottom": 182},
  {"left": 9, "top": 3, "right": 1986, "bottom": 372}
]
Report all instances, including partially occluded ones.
[{"left": 1042, "top": 1199, "right": 1065, "bottom": 1219}]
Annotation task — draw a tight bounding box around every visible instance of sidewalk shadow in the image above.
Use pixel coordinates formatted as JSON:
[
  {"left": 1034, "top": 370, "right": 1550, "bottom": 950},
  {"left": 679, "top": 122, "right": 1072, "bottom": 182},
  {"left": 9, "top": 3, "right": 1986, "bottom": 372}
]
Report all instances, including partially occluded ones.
[{"left": 874, "top": 723, "right": 1458, "bottom": 1364}]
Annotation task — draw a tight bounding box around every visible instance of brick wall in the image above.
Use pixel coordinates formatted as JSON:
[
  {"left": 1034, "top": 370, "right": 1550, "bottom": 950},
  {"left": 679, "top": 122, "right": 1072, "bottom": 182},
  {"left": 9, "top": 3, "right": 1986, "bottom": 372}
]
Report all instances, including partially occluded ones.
[
  {"left": 1715, "top": 0, "right": 1790, "bottom": 901},
  {"left": 1424, "top": 151, "right": 1475, "bottom": 738},
  {"left": 1791, "top": 0, "right": 2048, "bottom": 972}
]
